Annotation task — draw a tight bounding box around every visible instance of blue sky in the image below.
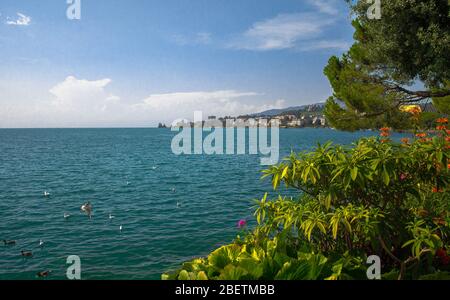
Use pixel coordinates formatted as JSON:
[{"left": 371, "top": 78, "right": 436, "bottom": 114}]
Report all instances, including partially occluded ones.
[{"left": 0, "top": 0, "right": 354, "bottom": 127}]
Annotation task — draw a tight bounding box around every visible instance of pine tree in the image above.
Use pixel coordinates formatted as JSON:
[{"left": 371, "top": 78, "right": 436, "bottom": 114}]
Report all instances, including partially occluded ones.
[{"left": 324, "top": 0, "right": 450, "bottom": 130}]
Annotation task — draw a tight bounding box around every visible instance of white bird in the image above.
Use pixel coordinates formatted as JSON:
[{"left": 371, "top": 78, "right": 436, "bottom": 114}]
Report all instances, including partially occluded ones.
[
  {"left": 126, "top": 181, "right": 130, "bottom": 186},
  {"left": 43, "top": 191, "right": 50, "bottom": 197},
  {"left": 81, "top": 202, "right": 93, "bottom": 219},
  {"left": 81, "top": 202, "right": 92, "bottom": 212},
  {"left": 152, "top": 166, "right": 158, "bottom": 170},
  {"left": 39, "top": 240, "right": 45, "bottom": 247},
  {"left": 64, "top": 213, "right": 71, "bottom": 219},
  {"left": 109, "top": 213, "right": 115, "bottom": 220},
  {"left": 119, "top": 225, "right": 123, "bottom": 231},
  {"left": 172, "top": 188, "right": 176, "bottom": 193}
]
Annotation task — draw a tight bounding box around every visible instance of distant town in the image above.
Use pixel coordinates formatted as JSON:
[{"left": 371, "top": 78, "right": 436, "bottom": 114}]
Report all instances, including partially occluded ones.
[{"left": 159, "top": 103, "right": 328, "bottom": 129}]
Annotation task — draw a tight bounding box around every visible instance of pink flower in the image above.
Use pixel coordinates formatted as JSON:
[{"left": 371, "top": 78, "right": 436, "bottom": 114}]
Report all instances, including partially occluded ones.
[
  {"left": 400, "top": 173, "right": 408, "bottom": 181},
  {"left": 237, "top": 219, "right": 247, "bottom": 228}
]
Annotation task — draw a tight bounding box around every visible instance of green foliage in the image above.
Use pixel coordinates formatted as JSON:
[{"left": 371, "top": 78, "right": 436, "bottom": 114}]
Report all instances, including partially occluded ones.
[
  {"left": 419, "top": 271, "right": 450, "bottom": 280},
  {"left": 162, "top": 235, "right": 367, "bottom": 280},
  {"left": 433, "top": 81, "right": 450, "bottom": 114},
  {"left": 164, "top": 125, "right": 450, "bottom": 280},
  {"left": 348, "top": 0, "right": 450, "bottom": 87},
  {"left": 325, "top": 0, "right": 450, "bottom": 130}
]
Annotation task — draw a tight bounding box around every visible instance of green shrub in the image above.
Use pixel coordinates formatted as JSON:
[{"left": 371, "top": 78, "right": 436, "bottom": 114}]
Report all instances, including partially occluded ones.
[{"left": 163, "top": 119, "right": 450, "bottom": 280}]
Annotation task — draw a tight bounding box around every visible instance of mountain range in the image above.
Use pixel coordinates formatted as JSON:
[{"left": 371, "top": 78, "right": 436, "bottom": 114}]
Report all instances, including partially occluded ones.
[{"left": 251, "top": 103, "right": 326, "bottom": 117}]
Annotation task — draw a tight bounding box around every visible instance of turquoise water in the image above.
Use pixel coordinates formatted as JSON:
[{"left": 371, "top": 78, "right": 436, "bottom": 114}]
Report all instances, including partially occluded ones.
[{"left": 0, "top": 128, "right": 392, "bottom": 280}]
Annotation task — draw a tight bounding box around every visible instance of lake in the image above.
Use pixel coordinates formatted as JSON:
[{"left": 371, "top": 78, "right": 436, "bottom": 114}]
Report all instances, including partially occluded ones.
[{"left": 0, "top": 128, "right": 399, "bottom": 279}]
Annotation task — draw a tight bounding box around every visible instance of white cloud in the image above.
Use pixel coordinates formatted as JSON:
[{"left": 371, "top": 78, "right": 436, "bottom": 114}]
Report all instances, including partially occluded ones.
[
  {"left": 225, "top": 0, "right": 351, "bottom": 52},
  {"left": 39, "top": 76, "right": 133, "bottom": 126},
  {"left": 168, "top": 0, "right": 348, "bottom": 52},
  {"left": 50, "top": 77, "right": 285, "bottom": 125},
  {"left": 134, "top": 90, "right": 286, "bottom": 121},
  {"left": 0, "top": 76, "right": 285, "bottom": 127},
  {"left": 306, "top": 0, "right": 340, "bottom": 16},
  {"left": 6, "top": 13, "right": 31, "bottom": 26},
  {"left": 298, "top": 40, "right": 351, "bottom": 51},
  {"left": 228, "top": 13, "right": 336, "bottom": 51},
  {"left": 49, "top": 76, "right": 119, "bottom": 112}
]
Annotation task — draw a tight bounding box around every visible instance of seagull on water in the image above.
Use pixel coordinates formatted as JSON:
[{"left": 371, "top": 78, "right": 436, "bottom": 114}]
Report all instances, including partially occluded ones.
[
  {"left": 172, "top": 188, "right": 176, "bottom": 193},
  {"left": 43, "top": 191, "right": 50, "bottom": 197},
  {"left": 64, "top": 213, "right": 71, "bottom": 219},
  {"left": 81, "top": 202, "right": 92, "bottom": 212},
  {"left": 109, "top": 213, "right": 115, "bottom": 220},
  {"left": 81, "top": 202, "right": 93, "bottom": 218},
  {"left": 39, "top": 240, "right": 45, "bottom": 247},
  {"left": 119, "top": 225, "right": 123, "bottom": 231}
]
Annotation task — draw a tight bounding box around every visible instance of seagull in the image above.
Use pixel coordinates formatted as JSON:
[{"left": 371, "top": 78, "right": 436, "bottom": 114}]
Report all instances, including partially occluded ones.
[
  {"left": 126, "top": 181, "right": 130, "bottom": 186},
  {"left": 64, "top": 213, "right": 71, "bottom": 219},
  {"left": 43, "top": 191, "right": 50, "bottom": 197},
  {"left": 81, "top": 202, "right": 93, "bottom": 218},
  {"left": 172, "top": 188, "right": 176, "bottom": 193},
  {"left": 21, "top": 250, "right": 33, "bottom": 257},
  {"left": 81, "top": 202, "right": 91, "bottom": 212},
  {"left": 109, "top": 213, "right": 115, "bottom": 220},
  {"left": 151, "top": 166, "right": 158, "bottom": 170},
  {"left": 3, "top": 240, "right": 16, "bottom": 246},
  {"left": 119, "top": 225, "right": 123, "bottom": 231},
  {"left": 37, "top": 270, "right": 52, "bottom": 278},
  {"left": 39, "top": 240, "right": 45, "bottom": 247}
]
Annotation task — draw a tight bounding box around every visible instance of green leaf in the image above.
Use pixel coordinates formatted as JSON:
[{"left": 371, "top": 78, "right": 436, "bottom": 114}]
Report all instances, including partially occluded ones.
[
  {"left": 218, "top": 265, "right": 248, "bottom": 280},
  {"left": 382, "top": 169, "right": 390, "bottom": 186},
  {"left": 436, "top": 151, "right": 443, "bottom": 163},
  {"left": 317, "top": 222, "right": 327, "bottom": 234},
  {"left": 197, "top": 271, "right": 208, "bottom": 280},
  {"left": 178, "top": 270, "right": 190, "bottom": 280},
  {"left": 350, "top": 167, "right": 358, "bottom": 181},
  {"left": 281, "top": 166, "right": 289, "bottom": 179},
  {"left": 161, "top": 274, "right": 170, "bottom": 280},
  {"left": 273, "top": 173, "right": 280, "bottom": 190}
]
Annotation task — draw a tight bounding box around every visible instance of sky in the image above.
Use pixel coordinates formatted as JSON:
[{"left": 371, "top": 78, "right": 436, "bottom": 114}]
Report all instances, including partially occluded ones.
[{"left": 0, "top": 0, "right": 355, "bottom": 128}]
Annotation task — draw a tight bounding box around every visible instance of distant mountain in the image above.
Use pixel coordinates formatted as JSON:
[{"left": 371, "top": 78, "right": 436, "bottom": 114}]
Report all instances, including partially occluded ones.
[{"left": 251, "top": 103, "right": 326, "bottom": 117}]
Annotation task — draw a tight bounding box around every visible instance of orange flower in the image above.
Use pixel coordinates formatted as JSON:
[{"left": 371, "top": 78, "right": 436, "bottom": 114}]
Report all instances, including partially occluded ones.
[
  {"left": 432, "top": 187, "right": 443, "bottom": 193},
  {"left": 401, "top": 138, "right": 410, "bottom": 144},
  {"left": 437, "top": 125, "right": 447, "bottom": 131},
  {"left": 445, "top": 137, "right": 450, "bottom": 142},
  {"left": 436, "top": 118, "right": 448, "bottom": 124},
  {"left": 380, "top": 132, "right": 390, "bottom": 137},
  {"left": 418, "top": 138, "right": 432, "bottom": 143},
  {"left": 446, "top": 130, "right": 450, "bottom": 135},
  {"left": 401, "top": 105, "right": 422, "bottom": 115},
  {"left": 448, "top": 163, "right": 450, "bottom": 170},
  {"left": 416, "top": 133, "right": 427, "bottom": 138},
  {"left": 380, "top": 127, "right": 391, "bottom": 132}
]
